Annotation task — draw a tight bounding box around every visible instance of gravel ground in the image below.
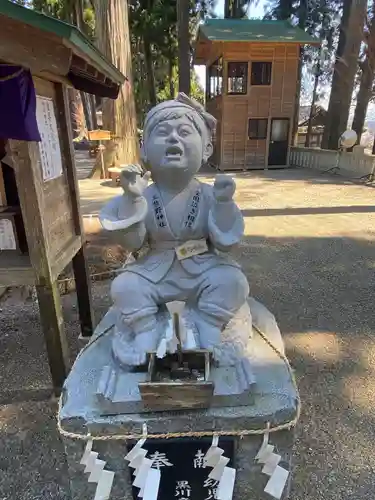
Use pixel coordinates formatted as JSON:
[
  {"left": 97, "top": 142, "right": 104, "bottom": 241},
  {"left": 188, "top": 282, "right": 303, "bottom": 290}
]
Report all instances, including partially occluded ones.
[{"left": 1, "top": 167, "right": 375, "bottom": 499}]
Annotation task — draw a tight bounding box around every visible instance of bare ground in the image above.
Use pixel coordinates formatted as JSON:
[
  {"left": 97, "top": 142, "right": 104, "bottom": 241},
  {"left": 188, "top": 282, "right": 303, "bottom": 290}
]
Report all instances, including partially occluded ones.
[{"left": 1, "top": 165, "right": 375, "bottom": 499}]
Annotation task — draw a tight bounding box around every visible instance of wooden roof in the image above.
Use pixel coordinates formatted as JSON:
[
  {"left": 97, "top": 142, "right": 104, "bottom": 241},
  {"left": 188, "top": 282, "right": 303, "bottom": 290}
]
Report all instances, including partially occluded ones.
[
  {"left": 195, "top": 19, "right": 320, "bottom": 64},
  {"left": 0, "top": 1, "right": 125, "bottom": 98}
]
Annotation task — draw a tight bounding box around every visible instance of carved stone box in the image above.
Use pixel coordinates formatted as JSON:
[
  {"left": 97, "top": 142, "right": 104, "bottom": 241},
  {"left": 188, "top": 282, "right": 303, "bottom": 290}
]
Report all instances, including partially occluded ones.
[{"left": 139, "top": 350, "right": 214, "bottom": 411}]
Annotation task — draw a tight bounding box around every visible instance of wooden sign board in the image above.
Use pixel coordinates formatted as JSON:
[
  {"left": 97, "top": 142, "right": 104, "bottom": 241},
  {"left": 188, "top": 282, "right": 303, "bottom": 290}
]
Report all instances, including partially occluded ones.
[
  {"left": 0, "top": 166, "right": 6, "bottom": 206},
  {"left": 128, "top": 437, "right": 235, "bottom": 500},
  {"left": 88, "top": 129, "right": 112, "bottom": 141}
]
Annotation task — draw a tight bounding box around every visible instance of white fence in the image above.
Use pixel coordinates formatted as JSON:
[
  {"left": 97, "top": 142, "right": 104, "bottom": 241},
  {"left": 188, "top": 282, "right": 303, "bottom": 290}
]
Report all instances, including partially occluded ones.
[{"left": 289, "top": 147, "right": 375, "bottom": 179}]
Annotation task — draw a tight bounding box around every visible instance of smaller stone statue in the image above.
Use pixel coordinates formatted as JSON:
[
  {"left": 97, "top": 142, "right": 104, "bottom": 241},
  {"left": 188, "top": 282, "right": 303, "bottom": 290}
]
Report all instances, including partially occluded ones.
[{"left": 100, "top": 93, "right": 253, "bottom": 389}]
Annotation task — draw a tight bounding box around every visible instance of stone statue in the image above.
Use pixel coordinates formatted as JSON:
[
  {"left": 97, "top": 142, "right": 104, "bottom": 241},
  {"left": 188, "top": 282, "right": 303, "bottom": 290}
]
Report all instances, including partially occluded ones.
[{"left": 99, "top": 93, "right": 252, "bottom": 382}]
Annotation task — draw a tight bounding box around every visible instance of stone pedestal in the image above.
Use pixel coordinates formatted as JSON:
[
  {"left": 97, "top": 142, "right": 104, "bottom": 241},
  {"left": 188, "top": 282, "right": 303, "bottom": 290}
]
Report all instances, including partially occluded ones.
[{"left": 59, "top": 300, "right": 298, "bottom": 500}]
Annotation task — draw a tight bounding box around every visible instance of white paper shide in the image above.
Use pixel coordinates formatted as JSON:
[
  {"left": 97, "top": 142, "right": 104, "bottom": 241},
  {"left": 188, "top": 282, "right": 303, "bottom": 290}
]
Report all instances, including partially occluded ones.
[{"left": 36, "top": 96, "right": 63, "bottom": 182}]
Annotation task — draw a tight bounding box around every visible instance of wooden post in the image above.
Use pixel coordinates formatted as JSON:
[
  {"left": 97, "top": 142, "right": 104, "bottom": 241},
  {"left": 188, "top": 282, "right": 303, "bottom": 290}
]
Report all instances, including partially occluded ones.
[
  {"left": 55, "top": 83, "right": 95, "bottom": 337},
  {"left": 8, "top": 140, "right": 70, "bottom": 393},
  {"left": 72, "top": 245, "right": 95, "bottom": 337},
  {"left": 35, "top": 281, "right": 70, "bottom": 391}
]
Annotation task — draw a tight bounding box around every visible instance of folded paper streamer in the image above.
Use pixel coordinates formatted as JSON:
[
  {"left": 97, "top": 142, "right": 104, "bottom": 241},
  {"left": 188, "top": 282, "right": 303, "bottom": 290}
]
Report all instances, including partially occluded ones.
[
  {"left": 254, "top": 425, "right": 289, "bottom": 500},
  {"left": 124, "top": 425, "right": 161, "bottom": 500},
  {"left": 204, "top": 435, "right": 236, "bottom": 500},
  {"left": 80, "top": 438, "right": 115, "bottom": 500},
  {"left": 157, "top": 302, "right": 197, "bottom": 358}
]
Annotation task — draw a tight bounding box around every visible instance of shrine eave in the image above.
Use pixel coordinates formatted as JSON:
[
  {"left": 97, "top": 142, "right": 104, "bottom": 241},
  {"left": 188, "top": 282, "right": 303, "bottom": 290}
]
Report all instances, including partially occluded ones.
[{"left": 0, "top": 1, "right": 126, "bottom": 99}]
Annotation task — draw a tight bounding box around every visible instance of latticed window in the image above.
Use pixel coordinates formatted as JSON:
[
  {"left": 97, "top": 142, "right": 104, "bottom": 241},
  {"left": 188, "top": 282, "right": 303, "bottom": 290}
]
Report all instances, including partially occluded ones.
[
  {"left": 227, "top": 62, "right": 248, "bottom": 94},
  {"left": 248, "top": 119, "right": 268, "bottom": 139},
  {"left": 207, "top": 58, "right": 223, "bottom": 99},
  {"left": 251, "top": 62, "right": 272, "bottom": 86}
]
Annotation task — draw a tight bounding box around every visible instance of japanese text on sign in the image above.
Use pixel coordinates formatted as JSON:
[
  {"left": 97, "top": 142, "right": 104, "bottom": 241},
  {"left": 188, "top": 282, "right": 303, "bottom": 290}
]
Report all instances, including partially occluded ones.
[
  {"left": 129, "top": 437, "right": 234, "bottom": 500},
  {"left": 35, "top": 96, "right": 63, "bottom": 182}
]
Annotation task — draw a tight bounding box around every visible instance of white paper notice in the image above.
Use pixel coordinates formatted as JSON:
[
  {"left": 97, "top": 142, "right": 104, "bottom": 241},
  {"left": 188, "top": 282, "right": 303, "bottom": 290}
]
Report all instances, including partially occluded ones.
[
  {"left": 0, "top": 219, "right": 16, "bottom": 250},
  {"left": 35, "top": 96, "right": 63, "bottom": 182}
]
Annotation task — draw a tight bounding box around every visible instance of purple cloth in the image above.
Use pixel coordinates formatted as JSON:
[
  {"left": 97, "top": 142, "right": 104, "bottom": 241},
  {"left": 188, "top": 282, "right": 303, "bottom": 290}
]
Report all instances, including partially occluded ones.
[{"left": 0, "top": 65, "right": 41, "bottom": 141}]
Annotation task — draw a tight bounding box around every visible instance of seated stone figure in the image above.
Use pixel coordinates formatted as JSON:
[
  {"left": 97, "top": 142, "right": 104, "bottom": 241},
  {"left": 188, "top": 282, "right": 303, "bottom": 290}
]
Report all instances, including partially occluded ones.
[{"left": 99, "top": 93, "right": 250, "bottom": 367}]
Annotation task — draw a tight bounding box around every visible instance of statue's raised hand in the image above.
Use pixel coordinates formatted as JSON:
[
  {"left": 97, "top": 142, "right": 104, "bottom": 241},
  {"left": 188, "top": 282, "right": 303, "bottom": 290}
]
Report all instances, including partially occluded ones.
[
  {"left": 213, "top": 174, "right": 236, "bottom": 202},
  {"left": 119, "top": 165, "right": 151, "bottom": 197}
]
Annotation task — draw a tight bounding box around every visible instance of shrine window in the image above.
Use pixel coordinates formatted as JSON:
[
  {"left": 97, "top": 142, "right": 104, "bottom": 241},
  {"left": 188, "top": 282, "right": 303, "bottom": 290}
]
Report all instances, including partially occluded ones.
[
  {"left": 251, "top": 62, "right": 272, "bottom": 86},
  {"left": 248, "top": 118, "right": 268, "bottom": 139},
  {"left": 207, "top": 58, "right": 223, "bottom": 99},
  {"left": 227, "top": 62, "right": 248, "bottom": 95}
]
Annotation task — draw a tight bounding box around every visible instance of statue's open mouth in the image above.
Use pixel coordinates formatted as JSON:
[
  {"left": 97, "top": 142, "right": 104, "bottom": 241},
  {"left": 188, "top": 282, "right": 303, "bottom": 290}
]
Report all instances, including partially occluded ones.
[{"left": 165, "top": 145, "right": 183, "bottom": 157}]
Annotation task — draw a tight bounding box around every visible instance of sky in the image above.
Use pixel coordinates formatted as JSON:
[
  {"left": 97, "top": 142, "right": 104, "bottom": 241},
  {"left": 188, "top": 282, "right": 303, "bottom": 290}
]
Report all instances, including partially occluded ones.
[{"left": 194, "top": 0, "right": 266, "bottom": 88}]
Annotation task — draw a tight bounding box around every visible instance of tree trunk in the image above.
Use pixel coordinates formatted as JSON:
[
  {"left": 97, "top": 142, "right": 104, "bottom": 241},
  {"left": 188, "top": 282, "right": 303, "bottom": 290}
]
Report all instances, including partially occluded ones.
[
  {"left": 168, "top": 55, "right": 175, "bottom": 98},
  {"left": 352, "top": 66, "right": 373, "bottom": 145},
  {"left": 305, "top": 68, "right": 320, "bottom": 147},
  {"left": 92, "top": 0, "right": 139, "bottom": 177},
  {"left": 143, "top": 37, "right": 157, "bottom": 107},
  {"left": 322, "top": 0, "right": 366, "bottom": 150},
  {"left": 352, "top": 3, "right": 375, "bottom": 146},
  {"left": 80, "top": 91, "right": 92, "bottom": 130},
  {"left": 177, "top": 0, "right": 191, "bottom": 95},
  {"left": 74, "top": 0, "right": 85, "bottom": 31},
  {"left": 89, "top": 94, "right": 98, "bottom": 129},
  {"left": 291, "top": 0, "right": 307, "bottom": 145}
]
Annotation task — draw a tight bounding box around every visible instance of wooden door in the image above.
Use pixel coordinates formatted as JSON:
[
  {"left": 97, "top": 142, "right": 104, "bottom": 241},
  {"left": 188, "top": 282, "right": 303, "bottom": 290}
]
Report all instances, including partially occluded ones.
[{"left": 268, "top": 118, "right": 289, "bottom": 166}]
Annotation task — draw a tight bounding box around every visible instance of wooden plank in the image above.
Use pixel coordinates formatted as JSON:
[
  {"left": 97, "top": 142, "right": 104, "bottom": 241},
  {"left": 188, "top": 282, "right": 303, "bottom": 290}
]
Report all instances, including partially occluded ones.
[
  {"left": 88, "top": 130, "right": 112, "bottom": 141},
  {"left": 8, "top": 139, "right": 70, "bottom": 392},
  {"left": 139, "top": 382, "right": 214, "bottom": 410},
  {"left": 51, "top": 234, "right": 81, "bottom": 281},
  {"left": 0, "top": 166, "right": 6, "bottom": 206},
  {"left": 8, "top": 140, "right": 50, "bottom": 278},
  {"left": 55, "top": 83, "right": 94, "bottom": 337},
  {"left": 54, "top": 84, "right": 83, "bottom": 235},
  {"left": 35, "top": 281, "right": 70, "bottom": 392},
  {"left": 0, "top": 17, "right": 71, "bottom": 76},
  {"left": 33, "top": 78, "right": 77, "bottom": 258}
]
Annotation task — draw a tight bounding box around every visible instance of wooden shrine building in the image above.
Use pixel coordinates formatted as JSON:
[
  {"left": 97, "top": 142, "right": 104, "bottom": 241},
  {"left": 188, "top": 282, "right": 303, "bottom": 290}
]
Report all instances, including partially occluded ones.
[
  {"left": 194, "top": 19, "right": 319, "bottom": 170},
  {"left": 0, "top": 2, "right": 125, "bottom": 392}
]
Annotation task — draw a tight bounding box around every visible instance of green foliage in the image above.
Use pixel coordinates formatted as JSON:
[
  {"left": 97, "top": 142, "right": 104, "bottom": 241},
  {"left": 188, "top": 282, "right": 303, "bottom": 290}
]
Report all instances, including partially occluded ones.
[
  {"left": 129, "top": 0, "right": 215, "bottom": 122},
  {"left": 265, "top": 0, "right": 341, "bottom": 106},
  {"left": 25, "top": 0, "right": 210, "bottom": 124}
]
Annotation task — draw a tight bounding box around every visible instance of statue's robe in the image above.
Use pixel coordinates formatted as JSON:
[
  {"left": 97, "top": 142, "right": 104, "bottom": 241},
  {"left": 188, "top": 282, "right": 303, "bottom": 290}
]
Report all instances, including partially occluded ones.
[{"left": 100, "top": 178, "right": 244, "bottom": 284}]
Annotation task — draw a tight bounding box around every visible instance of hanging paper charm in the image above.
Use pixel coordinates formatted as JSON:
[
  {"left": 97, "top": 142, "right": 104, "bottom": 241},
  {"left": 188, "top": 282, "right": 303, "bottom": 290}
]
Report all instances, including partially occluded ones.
[{"left": 80, "top": 437, "right": 115, "bottom": 500}]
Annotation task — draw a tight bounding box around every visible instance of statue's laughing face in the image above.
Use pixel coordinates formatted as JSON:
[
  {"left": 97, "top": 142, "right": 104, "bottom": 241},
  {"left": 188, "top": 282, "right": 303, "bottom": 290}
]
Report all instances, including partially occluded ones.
[{"left": 142, "top": 107, "right": 213, "bottom": 185}]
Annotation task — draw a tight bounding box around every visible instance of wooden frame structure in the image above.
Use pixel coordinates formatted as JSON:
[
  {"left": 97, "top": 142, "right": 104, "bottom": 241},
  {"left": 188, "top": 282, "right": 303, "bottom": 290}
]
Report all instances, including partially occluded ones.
[
  {"left": 195, "top": 19, "right": 319, "bottom": 171},
  {"left": 0, "top": 2, "right": 125, "bottom": 393}
]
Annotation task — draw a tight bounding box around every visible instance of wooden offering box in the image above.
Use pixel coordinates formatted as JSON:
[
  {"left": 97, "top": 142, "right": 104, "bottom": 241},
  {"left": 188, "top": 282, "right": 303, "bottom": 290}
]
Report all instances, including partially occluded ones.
[
  {"left": 139, "top": 350, "right": 214, "bottom": 411},
  {"left": 0, "top": 2, "right": 125, "bottom": 393}
]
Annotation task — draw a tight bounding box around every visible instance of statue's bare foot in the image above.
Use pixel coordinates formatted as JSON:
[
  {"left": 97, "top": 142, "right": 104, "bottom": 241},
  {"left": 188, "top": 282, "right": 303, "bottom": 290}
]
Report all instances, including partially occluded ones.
[{"left": 112, "top": 333, "right": 147, "bottom": 366}]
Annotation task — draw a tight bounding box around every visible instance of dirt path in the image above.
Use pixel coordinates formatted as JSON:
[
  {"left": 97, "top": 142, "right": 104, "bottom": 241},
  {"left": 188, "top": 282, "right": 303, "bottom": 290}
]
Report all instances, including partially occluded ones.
[{"left": 1, "top": 166, "right": 375, "bottom": 499}]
